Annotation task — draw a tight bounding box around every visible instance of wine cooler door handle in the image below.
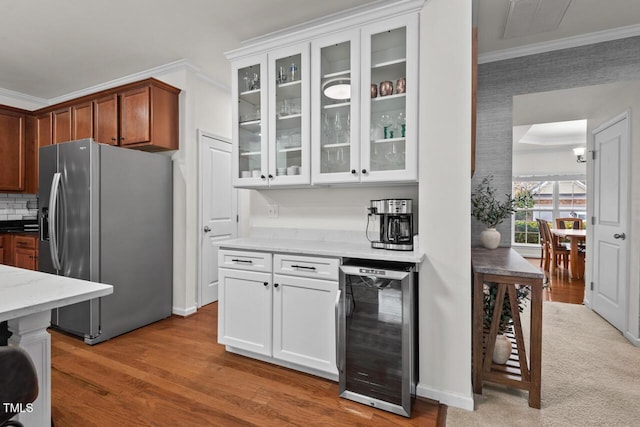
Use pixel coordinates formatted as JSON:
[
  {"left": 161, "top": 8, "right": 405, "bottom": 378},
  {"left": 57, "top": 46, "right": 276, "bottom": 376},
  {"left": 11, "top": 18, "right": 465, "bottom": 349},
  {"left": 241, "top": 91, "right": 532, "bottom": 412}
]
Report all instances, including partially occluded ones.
[{"left": 335, "top": 289, "right": 342, "bottom": 373}]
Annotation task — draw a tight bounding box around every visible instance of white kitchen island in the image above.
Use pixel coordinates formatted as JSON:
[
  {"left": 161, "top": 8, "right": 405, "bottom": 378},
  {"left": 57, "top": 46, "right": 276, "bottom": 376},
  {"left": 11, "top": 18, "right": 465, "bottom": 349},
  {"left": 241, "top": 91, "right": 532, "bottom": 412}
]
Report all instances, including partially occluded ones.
[{"left": 0, "top": 265, "right": 113, "bottom": 427}]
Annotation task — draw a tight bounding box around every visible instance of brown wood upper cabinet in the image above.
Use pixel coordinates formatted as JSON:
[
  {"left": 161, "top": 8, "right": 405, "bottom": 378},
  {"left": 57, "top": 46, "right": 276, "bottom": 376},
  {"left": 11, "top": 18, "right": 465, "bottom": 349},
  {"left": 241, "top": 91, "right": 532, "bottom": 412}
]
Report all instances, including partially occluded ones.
[
  {"left": 36, "top": 112, "right": 53, "bottom": 147},
  {"left": 72, "top": 101, "right": 93, "bottom": 140},
  {"left": 117, "top": 81, "right": 179, "bottom": 151},
  {"left": 0, "top": 107, "right": 27, "bottom": 191},
  {"left": 94, "top": 94, "right": 118, "bottom": 145},
  {"left": 52, "top": 107, "right": 72, "bottom": 144}
]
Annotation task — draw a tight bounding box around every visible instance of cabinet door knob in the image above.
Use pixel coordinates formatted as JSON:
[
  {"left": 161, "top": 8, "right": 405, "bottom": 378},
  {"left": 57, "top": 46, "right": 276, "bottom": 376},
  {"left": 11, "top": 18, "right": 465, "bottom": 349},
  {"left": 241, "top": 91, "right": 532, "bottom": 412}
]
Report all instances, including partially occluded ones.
[
  {"left": 263, "top": 282, "right": 269, "bottom": 287},
  {"left": 268, "top": 174, "right": 274, "bottom": 179},
  {"left": 111, "top": 137, "right": 117, "bottom": 141},
  {"left": 274, "top": 283, "right": 279, "bottom": 288},
  {"left": 351, "top": 169, "right": 357, "bottom": 175},
  {"left": 361, "top": 169, "right": 368, "bottom": 174},
  {"left": 260, "top": 175, "right": 266, "bottom": 180}
]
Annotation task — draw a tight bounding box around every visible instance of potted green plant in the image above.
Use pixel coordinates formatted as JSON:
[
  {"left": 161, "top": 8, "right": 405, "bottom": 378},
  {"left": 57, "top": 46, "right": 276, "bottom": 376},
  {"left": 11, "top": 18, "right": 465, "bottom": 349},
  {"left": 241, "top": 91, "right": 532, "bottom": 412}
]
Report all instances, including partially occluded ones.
[
  {"left": 471, "top": 176, "right": 532, "bottom": 249},
  {"left": 483, "top": 283, "right": 531, "bottom": 364}
]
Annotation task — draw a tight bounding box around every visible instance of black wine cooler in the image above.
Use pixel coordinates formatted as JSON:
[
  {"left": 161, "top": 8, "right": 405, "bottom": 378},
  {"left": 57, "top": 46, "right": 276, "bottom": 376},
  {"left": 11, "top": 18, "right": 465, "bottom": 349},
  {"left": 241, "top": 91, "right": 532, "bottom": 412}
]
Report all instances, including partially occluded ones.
[{"left": 337, "top": 259, "right": 417, "bottom": 417}]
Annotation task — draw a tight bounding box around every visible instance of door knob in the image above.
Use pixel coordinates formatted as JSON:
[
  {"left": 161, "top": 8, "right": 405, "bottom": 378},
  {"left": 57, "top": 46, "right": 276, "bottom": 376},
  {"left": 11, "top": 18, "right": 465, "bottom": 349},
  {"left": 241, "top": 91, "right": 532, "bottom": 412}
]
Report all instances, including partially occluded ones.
[
  {"left": 613, "top": 233, "right": 626, "bottom": 240},
  {"left": 203, "top": 226, "right": 211, "bottom": 233}
]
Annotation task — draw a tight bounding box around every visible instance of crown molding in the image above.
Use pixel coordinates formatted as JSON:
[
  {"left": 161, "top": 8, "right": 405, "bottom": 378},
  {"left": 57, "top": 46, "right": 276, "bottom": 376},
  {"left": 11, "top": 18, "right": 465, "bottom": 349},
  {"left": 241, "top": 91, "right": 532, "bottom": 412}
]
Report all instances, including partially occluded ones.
[
  {"left": 47, "top": 59, "right": 228, "bottom": 104},
  {"left": 0, "top": 87, "right": 48, "bottom": 108},
  {"left": 479, "top": 23, "right": 640, "bottom": 64},
  {"left": 226, "top": 0, "right": 425, "bottom": 61}
]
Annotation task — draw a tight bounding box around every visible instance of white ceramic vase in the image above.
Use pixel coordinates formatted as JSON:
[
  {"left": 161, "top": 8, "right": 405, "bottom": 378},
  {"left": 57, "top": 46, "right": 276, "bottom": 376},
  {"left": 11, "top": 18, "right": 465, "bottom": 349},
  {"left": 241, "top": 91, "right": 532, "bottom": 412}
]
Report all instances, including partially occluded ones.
[
  {"left": 492, "top": 334, "right": 512, "bottom": 364},
  {"left": 480, "top": 228, "right": 501, "bottom": 249}
]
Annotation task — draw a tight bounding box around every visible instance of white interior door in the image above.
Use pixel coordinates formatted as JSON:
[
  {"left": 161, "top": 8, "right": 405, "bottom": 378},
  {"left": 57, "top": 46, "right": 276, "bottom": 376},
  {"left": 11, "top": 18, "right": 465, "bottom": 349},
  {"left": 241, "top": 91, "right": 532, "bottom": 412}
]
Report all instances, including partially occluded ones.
[
  {"left": 199, "top": 131, "right": 237, "bottom": 307},
  {"left": 592, "top": 112, "right": 629, "bottom": 332}
]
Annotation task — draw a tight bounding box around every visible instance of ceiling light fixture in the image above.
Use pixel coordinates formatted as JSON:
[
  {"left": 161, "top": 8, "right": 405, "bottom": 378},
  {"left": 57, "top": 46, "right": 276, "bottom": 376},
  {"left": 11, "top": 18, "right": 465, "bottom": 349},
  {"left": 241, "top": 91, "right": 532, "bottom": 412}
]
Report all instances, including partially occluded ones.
[
  {"left": 573, "top": 147, "right": 586, "bottom": 163},
  {"left": 322, "top": 77, "right": 351, "bottom": 100}
]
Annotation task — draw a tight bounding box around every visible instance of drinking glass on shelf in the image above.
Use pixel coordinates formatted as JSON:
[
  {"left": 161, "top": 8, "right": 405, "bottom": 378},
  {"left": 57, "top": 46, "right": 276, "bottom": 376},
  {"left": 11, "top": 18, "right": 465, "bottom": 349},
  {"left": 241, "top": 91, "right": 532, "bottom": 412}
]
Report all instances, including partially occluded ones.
[
  {"left": 243, "top": 71, "right": 250, "bottom": 92},
  {"left": 334, "top": 111, "right": 343, "bottom": 144},
  {"left": 397, "top": 112, "right": 406, "bottom": 138},
  {"left": 379, "top": 114, "right": 393, "bottom": 139},
  {"left": 322, "top": 113, "right": 334, "bottom": 144}
]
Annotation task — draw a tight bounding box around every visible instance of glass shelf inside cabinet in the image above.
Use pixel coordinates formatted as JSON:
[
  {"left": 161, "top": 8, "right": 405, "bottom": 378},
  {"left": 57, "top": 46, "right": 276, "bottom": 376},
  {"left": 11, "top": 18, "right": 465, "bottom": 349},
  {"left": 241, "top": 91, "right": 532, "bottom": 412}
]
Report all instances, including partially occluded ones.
[
  {"left": 320, "top": 40, "right": 352, "bottom": 174},
  {"left": 369, "top": 26, "right": 407, "bottom": 173},
  {"left": 238, "top": 63, "right": 263, "bottom": 179},
  {"left": 275, "top": 53, "right": 303, "bottom": 174}
]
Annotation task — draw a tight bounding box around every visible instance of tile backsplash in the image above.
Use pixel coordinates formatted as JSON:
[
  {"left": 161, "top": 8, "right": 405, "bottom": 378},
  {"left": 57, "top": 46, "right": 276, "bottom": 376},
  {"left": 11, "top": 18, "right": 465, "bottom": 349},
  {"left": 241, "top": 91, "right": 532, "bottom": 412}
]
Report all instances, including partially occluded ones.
[{"left": 0, "top": 194, "right": 38, "bottom": 220}]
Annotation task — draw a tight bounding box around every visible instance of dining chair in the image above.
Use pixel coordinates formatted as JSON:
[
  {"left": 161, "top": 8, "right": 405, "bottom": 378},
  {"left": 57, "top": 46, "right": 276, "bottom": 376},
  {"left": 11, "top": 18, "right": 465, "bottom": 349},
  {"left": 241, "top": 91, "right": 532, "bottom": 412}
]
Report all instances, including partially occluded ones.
[
  {"left": 538, "top": 219, "right": 570, "bottom": 275},
  {"left": 0, "top": 346, "right": 39, "bottom": 427},
  {"left": 555, "top": 217, "right": 583, "bottom": 230},
  {"left": 536, "top": 219, "right": 550, "bottom": 271}
]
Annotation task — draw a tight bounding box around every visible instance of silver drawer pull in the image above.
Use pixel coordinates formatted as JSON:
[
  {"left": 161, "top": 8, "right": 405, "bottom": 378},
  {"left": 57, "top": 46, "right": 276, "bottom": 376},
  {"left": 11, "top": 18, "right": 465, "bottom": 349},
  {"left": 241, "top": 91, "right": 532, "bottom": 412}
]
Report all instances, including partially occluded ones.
[
  {"left": 291, "top": 264, "right": 316, "bottom": 271},
  {"left": 231, "top": 258, "right": 253, "bottom": 264}
]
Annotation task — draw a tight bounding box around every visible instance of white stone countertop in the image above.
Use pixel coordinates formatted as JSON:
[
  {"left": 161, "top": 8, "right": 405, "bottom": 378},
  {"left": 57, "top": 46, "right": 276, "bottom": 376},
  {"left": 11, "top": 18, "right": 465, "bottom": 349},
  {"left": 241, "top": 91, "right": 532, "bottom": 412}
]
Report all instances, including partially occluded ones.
[
  {"left": 217, "top": 237, "right": 425, "bottom": 264},
  {"left": 0, "top": 265, "right": 114, "bottom": 322}
]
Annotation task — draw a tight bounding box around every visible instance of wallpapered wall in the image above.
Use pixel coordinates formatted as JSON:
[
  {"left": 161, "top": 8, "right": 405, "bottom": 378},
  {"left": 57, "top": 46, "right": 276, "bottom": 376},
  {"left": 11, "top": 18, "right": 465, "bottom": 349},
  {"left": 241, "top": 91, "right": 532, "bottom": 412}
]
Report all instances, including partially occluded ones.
[{"left": 475, "top": 36, "right": 640, "bottom": 247}]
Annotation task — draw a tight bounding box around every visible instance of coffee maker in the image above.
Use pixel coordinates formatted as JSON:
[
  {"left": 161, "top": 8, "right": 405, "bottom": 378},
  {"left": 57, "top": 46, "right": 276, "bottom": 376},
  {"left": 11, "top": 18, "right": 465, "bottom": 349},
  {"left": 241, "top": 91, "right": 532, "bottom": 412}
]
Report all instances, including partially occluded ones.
[{"left": 369, "top": 199, "right": 413, "bottom": 251}]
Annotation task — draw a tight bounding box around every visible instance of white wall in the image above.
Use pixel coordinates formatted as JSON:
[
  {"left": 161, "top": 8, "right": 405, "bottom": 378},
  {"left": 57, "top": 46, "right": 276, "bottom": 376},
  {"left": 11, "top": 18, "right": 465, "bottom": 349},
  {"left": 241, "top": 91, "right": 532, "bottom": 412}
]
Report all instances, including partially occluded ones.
[
  {"left": 587, "top": 82, "right": 640, "bottom": 345},
  {"left": 513, "top": 148, "right": 587, "bottom": 177},
  {"left": 151, "top": 68, "right": 232, "bottom": 316},
  {"left": 417, "top": 0, "right": 473, "bottom": 409},
  {"left": 246, "top": 186, "right": 418, "bottom": 237}
]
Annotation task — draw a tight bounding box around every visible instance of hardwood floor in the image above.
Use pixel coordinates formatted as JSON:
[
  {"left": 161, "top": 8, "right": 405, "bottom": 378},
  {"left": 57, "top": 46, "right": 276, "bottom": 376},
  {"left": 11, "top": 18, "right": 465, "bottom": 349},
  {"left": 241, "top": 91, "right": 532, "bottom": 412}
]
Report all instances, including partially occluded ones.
[
  {"left": 526, "top": 257, "right": 585, "bottom": 305},
  {"left": 50, "top": 303, "right": 444, "bottom": 426}
]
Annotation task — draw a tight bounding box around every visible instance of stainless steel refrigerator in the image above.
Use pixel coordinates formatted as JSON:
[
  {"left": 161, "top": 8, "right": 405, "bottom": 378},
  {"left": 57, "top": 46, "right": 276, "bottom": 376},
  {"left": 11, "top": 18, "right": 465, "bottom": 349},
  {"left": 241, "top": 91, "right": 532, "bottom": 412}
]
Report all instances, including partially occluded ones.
[{"left": 39, "top": 138, "right": 172, "bottom": 345}]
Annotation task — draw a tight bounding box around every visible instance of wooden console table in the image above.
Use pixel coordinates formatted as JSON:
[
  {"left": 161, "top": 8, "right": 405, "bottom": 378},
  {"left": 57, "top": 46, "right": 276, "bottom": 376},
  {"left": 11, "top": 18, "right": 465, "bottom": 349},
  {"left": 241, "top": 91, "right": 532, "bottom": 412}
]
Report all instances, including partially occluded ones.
[{"left": 471, "top": 247, "right": 544, "bottom": 408}]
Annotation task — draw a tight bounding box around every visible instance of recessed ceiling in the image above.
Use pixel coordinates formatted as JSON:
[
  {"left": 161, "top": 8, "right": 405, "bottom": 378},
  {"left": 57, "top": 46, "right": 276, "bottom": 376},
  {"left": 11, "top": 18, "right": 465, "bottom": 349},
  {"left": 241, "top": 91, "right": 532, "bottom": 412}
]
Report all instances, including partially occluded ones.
[{"left": 514, "top": 119, "right": 586, "bottom": 149}]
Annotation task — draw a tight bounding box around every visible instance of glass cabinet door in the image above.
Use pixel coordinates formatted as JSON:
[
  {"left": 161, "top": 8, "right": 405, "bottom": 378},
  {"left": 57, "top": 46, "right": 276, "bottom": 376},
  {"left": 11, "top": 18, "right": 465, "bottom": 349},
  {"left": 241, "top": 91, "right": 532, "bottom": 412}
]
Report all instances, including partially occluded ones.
[
  {"left": 233, "top": 55, "right": 268, "bottom": 187},
  {"left": 311, "top": 30, "right": 360, "bottom": 184},
  {"left": 361, "top": 15, "right": 418, "bottom": 182},
  {"left": 268, "top": 44, "right": 310, "bottom": 186}
]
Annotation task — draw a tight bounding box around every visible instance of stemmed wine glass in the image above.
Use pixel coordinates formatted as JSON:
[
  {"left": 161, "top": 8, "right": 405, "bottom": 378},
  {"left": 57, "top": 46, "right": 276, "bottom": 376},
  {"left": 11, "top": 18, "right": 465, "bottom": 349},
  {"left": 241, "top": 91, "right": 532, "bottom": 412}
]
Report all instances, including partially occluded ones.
[
  {"left": 379, "top": 114, "right": 393, "bottom": 139},
  {"left": 397, "top": 112, "right": 406, "bottom": 138}
]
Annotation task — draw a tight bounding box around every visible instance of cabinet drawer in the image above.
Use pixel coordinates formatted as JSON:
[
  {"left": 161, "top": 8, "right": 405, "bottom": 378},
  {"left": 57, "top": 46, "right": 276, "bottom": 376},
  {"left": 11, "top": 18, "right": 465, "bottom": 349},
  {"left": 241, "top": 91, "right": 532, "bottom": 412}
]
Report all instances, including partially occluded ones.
[
  {"left": 273, "top": 254, "right": 339, "bottom": 281},
  {"left": 14, "top": 235, "right": 37, "bottom": 249},
  {"left": 219, "top": 249, "right": 272, "bottom": 272}
]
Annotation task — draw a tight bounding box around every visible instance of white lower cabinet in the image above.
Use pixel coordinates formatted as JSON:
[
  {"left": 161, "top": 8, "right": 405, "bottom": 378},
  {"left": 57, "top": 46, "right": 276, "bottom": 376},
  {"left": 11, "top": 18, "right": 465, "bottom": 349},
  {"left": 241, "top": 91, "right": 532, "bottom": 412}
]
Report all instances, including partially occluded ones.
[
  {"left": 272, "top": 273, "right": 337, "bottom": 374},
  {"left": 218, "top": 249, "right": 338, "bottom": 378},
  {"left": 218, "top": 268, "right": 272, "bottom": 356}
]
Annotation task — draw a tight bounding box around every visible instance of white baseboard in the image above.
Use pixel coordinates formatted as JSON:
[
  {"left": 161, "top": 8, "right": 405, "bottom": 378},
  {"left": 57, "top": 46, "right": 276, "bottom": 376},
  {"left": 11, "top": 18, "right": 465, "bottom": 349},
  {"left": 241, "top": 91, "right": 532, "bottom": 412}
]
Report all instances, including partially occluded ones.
[
  {"left": 624, "top": 331, "right": 640, "bottom": 348},
  {"left": 416, "top": 383, "right": 475, "bottom": 411},
  {"left": 172, "top": 305, "right": 197, "bottom": 317}
]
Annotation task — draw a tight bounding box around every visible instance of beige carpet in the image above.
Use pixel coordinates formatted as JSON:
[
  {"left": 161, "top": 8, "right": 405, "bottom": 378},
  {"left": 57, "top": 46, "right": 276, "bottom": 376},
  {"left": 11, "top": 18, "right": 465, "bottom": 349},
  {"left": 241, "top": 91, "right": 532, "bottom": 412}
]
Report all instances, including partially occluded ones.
[{"left": 447, "top": 301, "right": 640, "bottom": 426}]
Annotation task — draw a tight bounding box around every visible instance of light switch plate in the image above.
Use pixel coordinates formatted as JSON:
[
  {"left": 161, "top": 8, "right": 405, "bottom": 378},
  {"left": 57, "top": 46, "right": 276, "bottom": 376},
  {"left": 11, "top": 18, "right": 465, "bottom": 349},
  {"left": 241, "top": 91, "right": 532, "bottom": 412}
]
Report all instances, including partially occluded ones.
[{"left": 268, "top": 205, "right": 279, "bottom": 218}]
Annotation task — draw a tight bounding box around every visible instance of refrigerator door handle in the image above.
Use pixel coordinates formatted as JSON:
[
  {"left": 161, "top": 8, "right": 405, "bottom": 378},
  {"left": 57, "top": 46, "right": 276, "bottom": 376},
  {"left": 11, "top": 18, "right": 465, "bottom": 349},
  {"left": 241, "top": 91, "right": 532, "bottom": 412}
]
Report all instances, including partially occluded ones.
[
  {"left": 49, "top": 172, "right": 62, "bottom": 271},
  {"left": 334, "top": 289, "right": 342, "bottom": 373}
]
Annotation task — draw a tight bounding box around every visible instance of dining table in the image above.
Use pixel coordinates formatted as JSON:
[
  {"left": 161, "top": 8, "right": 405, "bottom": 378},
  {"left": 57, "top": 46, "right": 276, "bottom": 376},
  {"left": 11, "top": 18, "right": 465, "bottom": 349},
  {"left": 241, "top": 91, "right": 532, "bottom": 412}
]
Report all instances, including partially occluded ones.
[{"left": 551, "top": 228, "right": 586, "bottom": 279}]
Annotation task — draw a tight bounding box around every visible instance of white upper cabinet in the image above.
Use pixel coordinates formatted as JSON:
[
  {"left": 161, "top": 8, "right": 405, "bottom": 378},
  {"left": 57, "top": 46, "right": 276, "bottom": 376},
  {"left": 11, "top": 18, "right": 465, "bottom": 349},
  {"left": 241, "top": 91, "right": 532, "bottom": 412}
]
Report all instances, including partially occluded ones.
[
  {"left": 311, "top": 29, "right": 361, "bottom": 184},
  {"left": 361, "top": 14, "right": 419, "bottom": 183},
  {"left": 232, "top": 54, "right": 269, "bottom": 188},
  {"left": 227, "top": 0, "right": 423, "bottom": 188},
  {"left": 268, "top": 43, "right": 311, "bottom": 187}
]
